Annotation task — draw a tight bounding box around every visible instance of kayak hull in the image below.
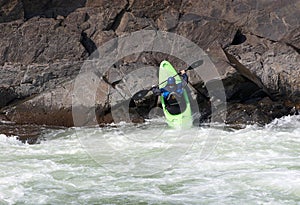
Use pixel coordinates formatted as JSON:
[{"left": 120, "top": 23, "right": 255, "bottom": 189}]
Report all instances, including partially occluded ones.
[{"left": 159, "top": 60, "right": 193, "bottom": 128}]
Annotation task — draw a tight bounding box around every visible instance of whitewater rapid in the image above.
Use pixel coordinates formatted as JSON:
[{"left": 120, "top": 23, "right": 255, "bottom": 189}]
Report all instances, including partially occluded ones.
[{"left": 0, "top": 115, "right": 299, "bottom": 204}]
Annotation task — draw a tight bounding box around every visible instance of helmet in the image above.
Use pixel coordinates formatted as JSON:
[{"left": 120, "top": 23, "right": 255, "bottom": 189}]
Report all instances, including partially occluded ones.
[{"left": 167, "top": 77, "right": 175, "bottom": 85}]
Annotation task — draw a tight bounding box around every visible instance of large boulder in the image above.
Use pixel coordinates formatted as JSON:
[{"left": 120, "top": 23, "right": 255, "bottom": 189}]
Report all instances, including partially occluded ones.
[
  {"left": 0, "top": 61, "right": 83, "bottom": 109},
  {"left": 226, "top": 34, "right": 300, "bottom": 101},
  {"left": 4, "top": 76, "right": 112, "bottom": 127},
  {"left": 4, "top": 81, "right": 75, "bottom": 127},
  {"left": 180, "top": 0, "right": 300, "bottom": 41},
  {"left": 0, "top": 17, "right": 85, "bottom": 65}
]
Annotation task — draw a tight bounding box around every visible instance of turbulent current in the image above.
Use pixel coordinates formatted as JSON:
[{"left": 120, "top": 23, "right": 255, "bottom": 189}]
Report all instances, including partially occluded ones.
[{"left": 0, "top": 115, "right": 299, "bottom": 204}]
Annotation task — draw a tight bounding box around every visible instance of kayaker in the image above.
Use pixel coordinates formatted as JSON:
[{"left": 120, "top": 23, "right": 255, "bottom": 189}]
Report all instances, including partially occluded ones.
[{"left": 151, "top": 70, "right": 188, "bottom": 101}]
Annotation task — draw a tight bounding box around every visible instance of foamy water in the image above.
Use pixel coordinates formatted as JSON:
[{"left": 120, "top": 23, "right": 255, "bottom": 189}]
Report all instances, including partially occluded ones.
[{"left": 0, "top": 115, "right": 299, "bottom": 204}]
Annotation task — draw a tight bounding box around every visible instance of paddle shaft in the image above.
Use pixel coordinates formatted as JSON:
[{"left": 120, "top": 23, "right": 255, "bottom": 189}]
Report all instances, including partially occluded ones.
[
  {"left": 132, "top": 60, "right": 203, "bottom": 100},
  {"left": 158, "top": 60, "right": 203, "bottom": 87}
]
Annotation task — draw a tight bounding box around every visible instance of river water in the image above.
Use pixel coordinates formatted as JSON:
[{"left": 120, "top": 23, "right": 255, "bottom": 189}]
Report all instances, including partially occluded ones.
[{"left": 0, "top": 115, "right": 299, "bottom": 204}]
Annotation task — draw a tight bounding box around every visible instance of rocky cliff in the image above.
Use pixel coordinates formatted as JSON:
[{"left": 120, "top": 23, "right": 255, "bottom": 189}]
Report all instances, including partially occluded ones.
[{"left": 0, "top": 0, "right": 299, "bottom": 139}]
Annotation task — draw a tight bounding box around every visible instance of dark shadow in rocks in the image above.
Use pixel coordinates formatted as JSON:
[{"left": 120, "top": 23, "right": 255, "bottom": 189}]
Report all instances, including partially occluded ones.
[
  {"left": 231, "top": 29, "right": 247, "bottom": 45},
  {"left": 80, "top": 31, "right": 98, "bottom": 56},
  {"left": 129, "top": 96, "right": 157, "bottom": 122},
  {"left": 22, "top": 0, "right": 87, "bottom": 19},
  {"left": 0, "top": 0, "right": 24, "bottom": 23},
  {"left": 0, "top": 87, "right": 17, "bottom": 109},
  {"left": 286, "top": 43, "right": 300, "bottom": 55}
]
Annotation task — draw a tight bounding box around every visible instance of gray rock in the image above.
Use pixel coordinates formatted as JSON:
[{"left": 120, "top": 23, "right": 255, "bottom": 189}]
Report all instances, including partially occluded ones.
[
  {"left": 22, "top": 0, "right": 86, "bottom": 19},
  {"left": 0, "top": 17, "right": 85, "bottom": 65},
  {"left": 181, "top": 0, "right": 300, "bottom": 41},
  {"left": 115, "top": 12, "right": 157, "bottom": 35},
  {"left": 226, "top": 34, "right": 300, "bottom": 100},
  {"left": 176, "top": 14, "right": 237, "bottom": 50},
  {"left": 4, "top": 81, "right": 73, "bottom": 126},
  {"left": 220, "top": 97, "right": 297, "bottom": 126},
  {"left": 0, "top": 87, "right": 16, "bottom": 108},
  {"left": 0, "top": 0, "right": 299, "bottom": 131},
  {"left": 0, "top": 0, "right": 23, "bottom": 23},
  {"left": 3, "top": 77, "right": 111, "bottom": 126},
  {"left": 109, "top": 64, "right": 158, "bottom": 107},
  {"left": 157, "top": 8, "right": 179, "bottom": 31},
  {"left": 0, "top": 61, "right": 83, "bottom": 108}
]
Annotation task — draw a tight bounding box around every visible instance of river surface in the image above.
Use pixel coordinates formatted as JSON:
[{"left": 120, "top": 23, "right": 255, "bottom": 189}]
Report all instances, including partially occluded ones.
[{"left": 0, "top": 115, "right": 299, "bottom": 204}]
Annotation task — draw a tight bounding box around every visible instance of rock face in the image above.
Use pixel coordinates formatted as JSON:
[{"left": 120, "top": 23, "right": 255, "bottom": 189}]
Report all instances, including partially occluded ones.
[
  {"left": 226, "top": 34, "right": 300, "bottom": 100},
  {"left": 0, "top": 0, "right": 299, "bottom": 137}
]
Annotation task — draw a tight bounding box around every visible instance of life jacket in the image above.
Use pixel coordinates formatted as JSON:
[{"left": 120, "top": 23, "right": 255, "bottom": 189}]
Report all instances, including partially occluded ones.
[{"left": 163, "top": 84, "right": 187, "bottom": 115}]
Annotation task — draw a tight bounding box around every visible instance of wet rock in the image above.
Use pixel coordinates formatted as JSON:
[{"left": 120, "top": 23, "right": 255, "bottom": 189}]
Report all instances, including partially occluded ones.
[
  {"left": 226, "top": 103, "right": 267, "bottom": 125},
  {"left": 215, "top": 97, "right": 297, "bottom": 125},
  {"left": 0, "top": 123, "right": 40, "bottom": 144},
  {"left": 0, "top": 122, "right": 64, "bottom": 144}
]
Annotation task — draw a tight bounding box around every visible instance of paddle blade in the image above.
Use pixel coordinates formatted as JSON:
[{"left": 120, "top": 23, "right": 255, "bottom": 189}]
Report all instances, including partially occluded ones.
[
  {"left": 187, "top": 59, "right": 204, "bottom": 71},
  {"left": 132, "top": 89, "right": 150, "bottom": 100}
]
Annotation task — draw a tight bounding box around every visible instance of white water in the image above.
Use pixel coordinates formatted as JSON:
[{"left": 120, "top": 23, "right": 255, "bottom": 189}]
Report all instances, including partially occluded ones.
[{"left": 0, "top": 115, "right": 299, "bottom": 204}]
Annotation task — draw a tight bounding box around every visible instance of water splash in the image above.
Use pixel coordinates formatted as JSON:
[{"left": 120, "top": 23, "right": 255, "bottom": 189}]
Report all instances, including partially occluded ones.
[{"left": 0, "top": 115, "right": 299, "bottom": 204}]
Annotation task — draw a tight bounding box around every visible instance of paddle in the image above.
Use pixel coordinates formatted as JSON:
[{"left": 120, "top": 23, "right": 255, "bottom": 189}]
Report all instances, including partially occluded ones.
[{"left": 132, "top": 59, "right": 204, "bottom": 100}]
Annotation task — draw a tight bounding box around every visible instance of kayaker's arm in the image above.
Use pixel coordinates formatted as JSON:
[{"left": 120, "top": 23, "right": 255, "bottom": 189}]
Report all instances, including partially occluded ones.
[
  {"left": 152, "top": 86, "right": 170, "bottom": 99},
  {"left": 161, "top": 89, "right": 170, "bottom": 99},
  {"left": 151, "top": 85, "right": 161, "bottom": 96},
  {"left": 180, "top": 70, "right": 188, "bottom": 83},
  {"left": 176, "top": 83, "right": 184, "bottom": 95}
]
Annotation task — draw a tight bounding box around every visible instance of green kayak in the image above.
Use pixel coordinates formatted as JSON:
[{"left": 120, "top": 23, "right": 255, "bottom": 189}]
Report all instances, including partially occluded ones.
[{"left": 159, "top": 60, "right": 193, "bottom": 128}]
